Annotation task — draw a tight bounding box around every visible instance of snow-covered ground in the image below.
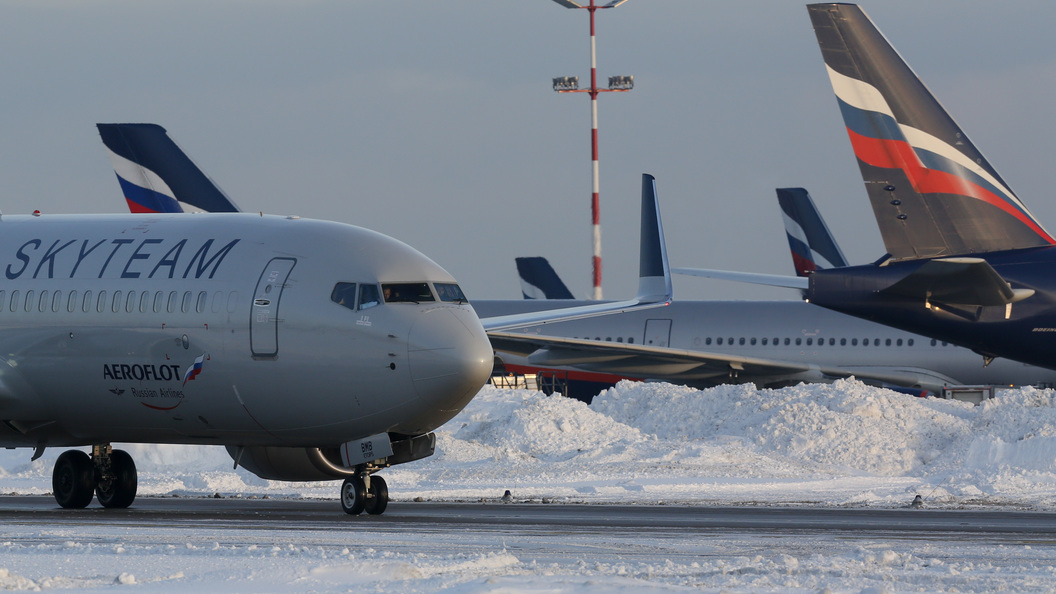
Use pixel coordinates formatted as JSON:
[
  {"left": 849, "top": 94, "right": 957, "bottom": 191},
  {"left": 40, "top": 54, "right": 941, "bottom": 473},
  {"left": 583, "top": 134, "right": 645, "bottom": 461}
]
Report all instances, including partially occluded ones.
[{"left": 5, "top": 379, "right": 1056, "bottom": 591}]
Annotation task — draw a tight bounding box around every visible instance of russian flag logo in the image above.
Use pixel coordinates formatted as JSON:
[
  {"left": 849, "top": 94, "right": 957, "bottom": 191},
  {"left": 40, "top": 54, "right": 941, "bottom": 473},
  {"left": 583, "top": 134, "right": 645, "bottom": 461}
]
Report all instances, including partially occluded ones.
[{"left": 183, "top": 354, "right": 206, "bottom": 386}]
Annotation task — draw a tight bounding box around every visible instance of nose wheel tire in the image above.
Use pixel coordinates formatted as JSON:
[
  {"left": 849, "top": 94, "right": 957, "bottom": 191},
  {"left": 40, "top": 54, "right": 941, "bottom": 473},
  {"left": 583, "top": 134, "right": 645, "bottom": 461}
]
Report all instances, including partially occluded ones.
[
  {"left": 53, "top": 450, "right": 96, "bottom": 509},
  {"left": 364, "top": 476, "right": 388, "bottom": 515},
  {"left": 341, "top": 474, "right": 390, "bottom": 515},
  {"left": 341, "top": 476, "right": 367, "bottom": 515},
  {"left": 96, "top": 449, "right": 138, "bottom": 509}
]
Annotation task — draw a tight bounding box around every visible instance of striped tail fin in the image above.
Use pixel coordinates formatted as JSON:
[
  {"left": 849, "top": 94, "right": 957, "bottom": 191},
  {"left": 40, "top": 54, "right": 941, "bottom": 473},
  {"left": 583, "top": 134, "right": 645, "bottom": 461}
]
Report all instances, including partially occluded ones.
[
  {"left": 97, "top": 123, "right": 241, "bottom": 214},
  {"left": 808, "top": 3, "right": 1054, "bottom": 260},
  {"left": 777, "top": 187, "right": 848, "bottom": 276},
  {"left": 516, "top": 257, "right": 575, "bottom": 299}
]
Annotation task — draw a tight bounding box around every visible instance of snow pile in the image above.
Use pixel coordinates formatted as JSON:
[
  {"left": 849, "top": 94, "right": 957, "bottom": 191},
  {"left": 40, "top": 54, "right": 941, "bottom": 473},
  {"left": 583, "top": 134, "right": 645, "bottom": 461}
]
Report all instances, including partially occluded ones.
[{"left": 5, "top": 379, "right": 1056, "bottom": 508}]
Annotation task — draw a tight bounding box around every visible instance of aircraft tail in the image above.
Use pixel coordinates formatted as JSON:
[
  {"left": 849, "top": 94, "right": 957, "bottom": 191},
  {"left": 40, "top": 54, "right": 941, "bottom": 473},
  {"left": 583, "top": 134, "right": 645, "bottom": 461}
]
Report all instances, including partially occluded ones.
[
  {"left": 97, "top": 123, "right": 241, "bottom": 214},
  {"left": 778, "top": 187, "right": 848, "bottom": 276},
  {"left": 808, "top": 3, "right": 1054, "bottom": 260},
  {"left": 516, "top": 257, "right": 575, "bottom": 299}
]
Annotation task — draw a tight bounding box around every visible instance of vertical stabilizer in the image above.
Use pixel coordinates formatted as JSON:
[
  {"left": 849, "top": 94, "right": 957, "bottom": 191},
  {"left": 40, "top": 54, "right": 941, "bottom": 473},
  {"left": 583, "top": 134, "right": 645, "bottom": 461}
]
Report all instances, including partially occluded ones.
[
  {"left": 777, "top": 187, "right": 848, "bottom": 276},
  {"left": 97, "top": 123, "right": 241, "bottom": 214},
  {"left": 808, "top": 3, "right": 1054, "bottom": 259},
  {"left": 516, "top": 257, "right": 576, "bottom": 299}
]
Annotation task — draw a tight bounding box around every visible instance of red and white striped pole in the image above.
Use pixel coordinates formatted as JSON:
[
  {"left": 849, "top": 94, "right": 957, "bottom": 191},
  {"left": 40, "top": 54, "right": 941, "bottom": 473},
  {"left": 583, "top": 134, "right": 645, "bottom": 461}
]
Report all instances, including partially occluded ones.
[{"left": 551, "top": 0, "right": 632, "bottom": 301}]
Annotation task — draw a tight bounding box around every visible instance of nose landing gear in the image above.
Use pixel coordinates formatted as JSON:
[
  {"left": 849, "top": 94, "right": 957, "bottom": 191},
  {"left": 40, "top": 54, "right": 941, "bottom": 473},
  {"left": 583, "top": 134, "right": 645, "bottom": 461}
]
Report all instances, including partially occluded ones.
[
  {"left": 51, "top": 444, "right": 138, "bottom": 509},
  {"left": 340, "top": 467, "right": 389, "bottom": 515}
]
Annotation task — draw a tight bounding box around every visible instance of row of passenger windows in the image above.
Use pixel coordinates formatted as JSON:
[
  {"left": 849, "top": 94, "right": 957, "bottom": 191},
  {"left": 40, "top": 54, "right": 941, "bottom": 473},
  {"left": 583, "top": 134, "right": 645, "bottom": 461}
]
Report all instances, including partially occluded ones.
[
  {"left": 331, "top": 281, "right": 467, "bottom": 312},
  {"left": 704, "top": 336, "right": 917, "bottom": 347},
  {"left": 0, "top": 288, "right": 235, "bottom": 315}
]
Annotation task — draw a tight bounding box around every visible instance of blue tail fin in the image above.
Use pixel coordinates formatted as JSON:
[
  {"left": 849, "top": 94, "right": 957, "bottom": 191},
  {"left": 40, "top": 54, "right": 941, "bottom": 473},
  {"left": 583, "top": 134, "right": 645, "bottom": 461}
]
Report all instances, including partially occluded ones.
[
  {"left": 808, "top": 3, "right": 1054, "bottom": 259},
  {"left": 97, "top": 123, "right": 241, "bottom": 214},
  {"left": 516, "top": 257, "right": 575, "bottom": 299},
  {"left": 777, "top": 187, "right": 848, "bottom": 276}
]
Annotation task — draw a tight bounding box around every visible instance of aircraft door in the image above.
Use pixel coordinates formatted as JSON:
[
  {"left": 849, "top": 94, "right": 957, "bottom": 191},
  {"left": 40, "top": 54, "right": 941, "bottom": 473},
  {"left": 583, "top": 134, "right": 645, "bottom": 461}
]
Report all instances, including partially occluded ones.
[
  {"left": 644, "top": 319, "right": 672, "bottom": 347},
  {"left": 251, "top": 258, "right": 296, "bottom": 358}
]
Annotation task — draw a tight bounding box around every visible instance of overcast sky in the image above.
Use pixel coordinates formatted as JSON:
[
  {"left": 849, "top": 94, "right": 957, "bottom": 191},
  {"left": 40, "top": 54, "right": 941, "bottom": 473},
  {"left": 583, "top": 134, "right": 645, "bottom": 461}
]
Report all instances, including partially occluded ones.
[{"left": 3, "top": 1, "right": 1056, "bottom": 300}]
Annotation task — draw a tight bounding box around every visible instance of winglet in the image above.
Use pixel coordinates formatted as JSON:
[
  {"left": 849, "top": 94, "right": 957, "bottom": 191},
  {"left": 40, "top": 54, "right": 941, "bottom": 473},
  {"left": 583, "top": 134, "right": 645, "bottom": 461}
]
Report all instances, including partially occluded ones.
[
  {"left": 636, "top": 174, "right": 673, "bottom": 303},
  {"left": 97, "top": 123, "right": 242, "bottom": 214}
]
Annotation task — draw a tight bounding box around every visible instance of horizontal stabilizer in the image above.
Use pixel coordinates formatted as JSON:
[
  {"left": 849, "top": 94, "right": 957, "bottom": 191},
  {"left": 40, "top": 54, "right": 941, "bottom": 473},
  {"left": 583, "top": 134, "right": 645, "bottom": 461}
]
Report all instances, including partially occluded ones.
[
  {"left": 881, "top": 257, "right": 1034, "bottom": 307},
  {"left": 673, "top": 267, "right": 808, "bottom": 290}
]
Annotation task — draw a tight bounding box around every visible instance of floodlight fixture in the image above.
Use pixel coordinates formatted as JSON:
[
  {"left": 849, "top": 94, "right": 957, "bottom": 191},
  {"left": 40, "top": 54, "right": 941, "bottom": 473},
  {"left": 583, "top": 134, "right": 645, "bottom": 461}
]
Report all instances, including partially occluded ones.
[{"left": 553, "top": 76, "right": 580, "bottom": 92}]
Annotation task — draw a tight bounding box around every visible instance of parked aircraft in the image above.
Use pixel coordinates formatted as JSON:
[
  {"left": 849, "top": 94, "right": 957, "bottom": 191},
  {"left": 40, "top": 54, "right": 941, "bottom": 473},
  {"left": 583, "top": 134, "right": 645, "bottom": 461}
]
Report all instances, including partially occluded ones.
[
  {"left": 517, "top": 257, "right": 575, "bottom": 300},
  {"left": 801, "top": 3, "right": 1056, "bottom": 371},
  {"left": 477, "top": 178, "right": 1056, "bottom": 399}
]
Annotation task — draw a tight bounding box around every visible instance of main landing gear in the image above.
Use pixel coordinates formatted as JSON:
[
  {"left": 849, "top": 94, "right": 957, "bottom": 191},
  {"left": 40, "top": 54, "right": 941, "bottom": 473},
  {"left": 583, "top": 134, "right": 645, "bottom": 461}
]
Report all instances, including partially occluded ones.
[
  {"left": 52, "top": 444, "right": 138, "bottom": 509},
  {"left": 340, "top": 466, "right": 388, "bottom": 515}
]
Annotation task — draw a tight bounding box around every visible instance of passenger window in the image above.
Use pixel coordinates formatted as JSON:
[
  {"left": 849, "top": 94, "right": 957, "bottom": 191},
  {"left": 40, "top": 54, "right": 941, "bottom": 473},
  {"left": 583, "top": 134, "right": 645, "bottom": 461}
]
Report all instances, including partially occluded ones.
[
  {"left": 897, "top": 339, "right": 903, "bottom": 346},
  {"left": 931, "top": 339, "right": 937, "bottom": 346},
  {"left": 196, "top": 291, "right": 207, "bottom": 313},
  {"left": 167, "top": 291, "right": 178, "bottom": 313},
  {"left": 885, "top": 338, "right": 891, "bottom": 346},
  {"left": 38, "top": 290, "right": 48, "bottom": 313},
  {"left": 97, "top": 291, "right": 107, "bottom": 313},
  {"left": 908, "top": 339, "right": 914, "bottom": 346},
  {"left": 717, "top": 337, "right": 723, "bottom": 345},
  {"left": 359, "top": 284, "right": 381, "bottom": 310},
  {"left": 382, "top": 283, "right": 435, "bottom": 303},
  {"left": 628, "top": 337, "right": 634, "bottom": 344},
  {"left": 140, "top": 291, "right": 151, "bottom": 313},
  {"left": 25, "top": 290, "right": 35, "bottom": 312},
  {"left": 795, "top": 338, "right": 802, "bottom": 346},
  {"left": 874, "top": 338, "right": 881, "bottom": 346},
  {"left": 154, "top": 291, "right": 164, "bottom": 313},
  {"left": 806, "top": 338, "right": 813, "bottom": 346},
  {"left": 750, "top": 338, "right": 757, "bottom": 345},
  {"left": 705, "top": 337, "right": 712, "bottom": 345},
  {"left": 761, "top": 338, "right": 767, "bottom": 346},
  {"left": 435, "top": 283, "right": 467, "bottom": 303},
  {"left": 126, "top": 291, "right": 136, "bottom": 313},
  {"left": 81, "top": 290, "right": 91, "bottom": 313},
  {"left": 617, "top": 337, "right": 623, "bottom": 343},
  {"left": 331, "top": 283, "right": 357, "bottom": 311},
  {"left": 68, "top": 290, "right": 77, "bottom": 313},
  {"left": 851, "top": 338, "right": 858, "bottom": 346},
  {"left": 841, "top": 338, "right": 846, "bottom": 346},
  {"left": 112, "top": 291, "right": 123, "bottom": 313},
  {"left": 9, "top": 290, "right": 18, "bottom": 312},
  {"left": 181, "top": 291, "right": 192, "bottom": 313},
  {"left": 783, "top": 338, "right": 790, "bottom": 346},
  {"left": 52, "top": 291, "right": 62, "bottom": 313}
]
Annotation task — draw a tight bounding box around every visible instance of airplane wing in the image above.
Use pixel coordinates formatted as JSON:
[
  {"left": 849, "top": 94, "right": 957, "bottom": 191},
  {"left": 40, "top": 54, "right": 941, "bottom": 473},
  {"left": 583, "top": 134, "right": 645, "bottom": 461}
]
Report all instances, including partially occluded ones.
[
  {"left": 482, "top": 174, "right": 672, "bottom": 332},
  {"left": 488, "top": 331, "right": 958, "bottom": 392}
]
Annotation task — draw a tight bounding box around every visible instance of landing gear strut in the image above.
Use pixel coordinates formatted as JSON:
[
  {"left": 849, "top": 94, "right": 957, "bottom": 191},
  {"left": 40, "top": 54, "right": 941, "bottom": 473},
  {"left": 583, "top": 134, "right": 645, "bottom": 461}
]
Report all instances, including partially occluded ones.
[
  {"left": 340, "top": 466, "right": 388, "bottom": 515},
  {"left": 51, "top": 444, "right": 138, "bottom": 509}
]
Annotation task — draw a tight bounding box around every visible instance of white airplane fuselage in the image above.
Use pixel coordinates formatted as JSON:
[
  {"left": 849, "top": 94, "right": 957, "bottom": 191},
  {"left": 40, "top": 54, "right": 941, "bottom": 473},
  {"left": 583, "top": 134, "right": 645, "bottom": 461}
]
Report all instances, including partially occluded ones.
[
  {"left": 0, "top": 213, "right": 493, "bottom": 450},
  {"left": 474, "top": 299, "right": 1056, "bottom": 391}
]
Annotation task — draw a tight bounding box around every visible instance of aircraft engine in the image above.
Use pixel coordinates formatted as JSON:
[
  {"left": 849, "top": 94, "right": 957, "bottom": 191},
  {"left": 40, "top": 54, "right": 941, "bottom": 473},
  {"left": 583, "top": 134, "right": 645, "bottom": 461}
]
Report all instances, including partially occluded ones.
[{"left": 225, "top": 434, "right": 435, "bottom": 482}]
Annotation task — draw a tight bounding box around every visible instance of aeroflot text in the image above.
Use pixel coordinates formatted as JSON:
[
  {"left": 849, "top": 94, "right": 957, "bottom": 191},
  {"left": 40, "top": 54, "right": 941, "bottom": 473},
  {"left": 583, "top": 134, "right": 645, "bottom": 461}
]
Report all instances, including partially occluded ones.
[
  {"left": 4, "top": 237, "right": 240, "bottom": 280},
  {"left": 104, "top": 364, "right": 182, "bottom": 382}
]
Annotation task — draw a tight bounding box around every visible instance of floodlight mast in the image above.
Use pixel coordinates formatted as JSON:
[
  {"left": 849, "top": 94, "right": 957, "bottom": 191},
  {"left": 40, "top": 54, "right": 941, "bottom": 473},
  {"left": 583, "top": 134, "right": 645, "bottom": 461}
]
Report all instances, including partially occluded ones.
[{"left": 551, "top": 0, "right": 633, "bottom": 300}]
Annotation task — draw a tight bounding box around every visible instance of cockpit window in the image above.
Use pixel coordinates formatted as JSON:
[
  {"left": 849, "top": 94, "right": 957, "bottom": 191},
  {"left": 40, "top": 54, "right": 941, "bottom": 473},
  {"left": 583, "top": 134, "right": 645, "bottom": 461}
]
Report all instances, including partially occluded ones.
[
  {"left": 382, "top": 283, "right": 435, "bottom": 303},
  {"left": 435, "top": 283, "right": 467, "bottom": 303},
  {"left": 331, "top": 282, "right": 357, "bottom": 311},
  {"left": 358, "top": 284, "right": 381, "bottom": 310}
]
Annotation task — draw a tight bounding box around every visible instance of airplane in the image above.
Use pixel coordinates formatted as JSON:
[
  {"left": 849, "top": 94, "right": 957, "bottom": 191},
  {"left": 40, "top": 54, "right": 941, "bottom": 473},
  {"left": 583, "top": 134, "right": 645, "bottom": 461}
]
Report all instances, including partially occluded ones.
[
  {"left": 778, "top": 187, "right": 848, "bottom": 276},
  {"left": 0, "top": 128, "right": 669, "bottom": 515},
  {"left": 97, "top": 125, "right": 1056, "bottom": 401},
  {"left": 801, "top": 3, "right": 1056, "bottom": 372}
]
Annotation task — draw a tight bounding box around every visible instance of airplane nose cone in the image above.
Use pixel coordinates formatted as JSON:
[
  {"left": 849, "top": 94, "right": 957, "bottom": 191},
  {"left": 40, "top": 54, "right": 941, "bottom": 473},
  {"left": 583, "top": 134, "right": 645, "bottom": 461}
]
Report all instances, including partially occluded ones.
[{"left": 407, "top": 306, "right": 493, "bottom": 413}]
